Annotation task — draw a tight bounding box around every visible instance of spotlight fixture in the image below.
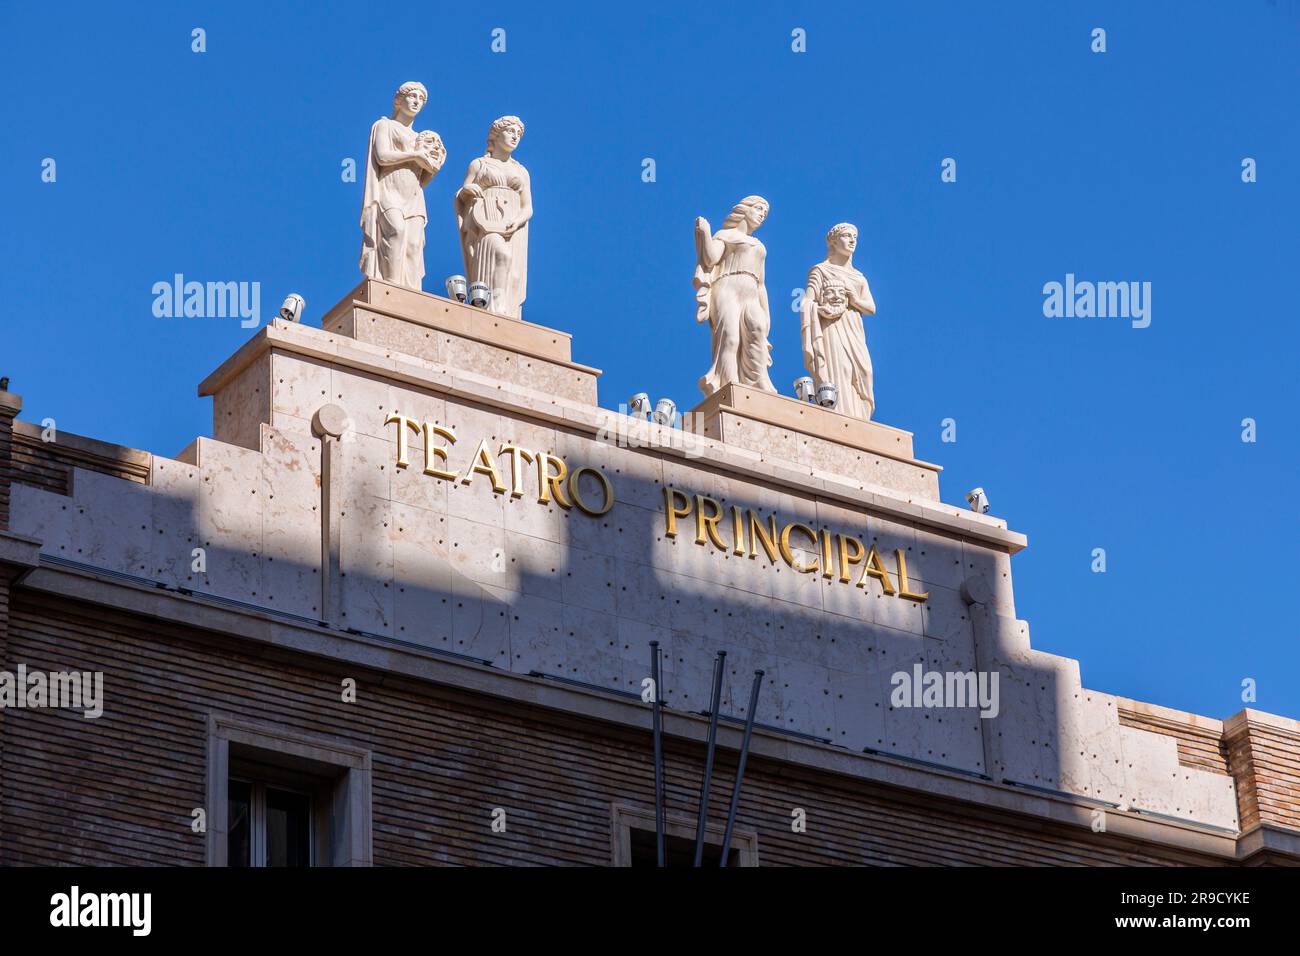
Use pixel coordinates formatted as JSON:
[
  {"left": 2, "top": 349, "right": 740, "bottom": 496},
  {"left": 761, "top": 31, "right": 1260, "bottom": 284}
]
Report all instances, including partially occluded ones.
[
  {"left": 445, "top": 275, "right": 468, "bottom": 302},
  {"left": 965, "top": 487, "right": 990, "bottom": 514},
  {"left": 628, "top": 392, "right": 651, "bottom": 418},
  {"left": 652, "top": 398, "right": 677, "bottom": 427},
  {"left": 793, "top": 376, "right": 815, "bottom": 403},
  {"left": 278, "top": 293, "right": 305, "bottom": 323},
  {"left": 816, "top": 382, "right": 838, "bottom": 409},
  {"left": 468, "top": 282, "right": 491, "bottom": 308}
]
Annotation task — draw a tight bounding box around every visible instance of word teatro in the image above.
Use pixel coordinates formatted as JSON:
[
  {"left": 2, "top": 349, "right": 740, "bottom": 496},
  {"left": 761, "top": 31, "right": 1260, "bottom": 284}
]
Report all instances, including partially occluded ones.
[{"left": 386, "top": 415, "right": 926, "bottom": 602}]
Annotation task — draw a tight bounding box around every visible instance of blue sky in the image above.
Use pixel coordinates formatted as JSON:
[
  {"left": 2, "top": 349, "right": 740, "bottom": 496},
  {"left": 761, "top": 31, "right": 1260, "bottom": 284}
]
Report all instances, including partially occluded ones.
[{"left": 2, "top": 1, "right": 1297, "bottom": 721}]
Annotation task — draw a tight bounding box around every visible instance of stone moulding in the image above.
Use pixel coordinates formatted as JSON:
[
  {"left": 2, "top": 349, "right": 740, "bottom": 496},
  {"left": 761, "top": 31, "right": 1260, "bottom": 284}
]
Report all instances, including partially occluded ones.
[{"left": 197, "top": 318, "right": 1025, "bottom": 555}]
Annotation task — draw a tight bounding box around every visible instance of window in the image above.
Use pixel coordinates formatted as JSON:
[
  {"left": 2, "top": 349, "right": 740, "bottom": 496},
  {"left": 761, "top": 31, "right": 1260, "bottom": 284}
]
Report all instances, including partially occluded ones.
[
  {"left": 207, "top": 715, "right": 373, "bottom": 867},
  {"left": 611, "top": 805, "right": 759, "bottom": 867},
  {"left": 227, "top": 777, "right": 314, "bottom": 867}
]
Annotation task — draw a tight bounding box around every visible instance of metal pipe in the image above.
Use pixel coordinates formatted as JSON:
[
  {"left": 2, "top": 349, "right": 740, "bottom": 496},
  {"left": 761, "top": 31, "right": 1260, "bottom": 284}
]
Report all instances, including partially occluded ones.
[
  {"left": 719, "top": 669, "right": 764, "bottom": 866},
  {"left": 650, "top": 640, "right": 665, "bottom": 868},
  {"left": 692, "top": 650, "right": 726, "bottom": 866}
]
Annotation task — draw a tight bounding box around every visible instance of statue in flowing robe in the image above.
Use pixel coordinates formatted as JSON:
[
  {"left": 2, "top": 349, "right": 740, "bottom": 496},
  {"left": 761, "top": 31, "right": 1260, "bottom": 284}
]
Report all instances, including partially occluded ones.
[
  {"left": 359, "top": 81, "right": 446, "bottom": 290},
  {"left": 800, "top": 223, "right": 878, "bottom": 420},
  {"left": 455, "top": 116, "right": 531, "bottom": 319},
  {"left": 694, "top": 196, "right": 777, "bottom": 397}
]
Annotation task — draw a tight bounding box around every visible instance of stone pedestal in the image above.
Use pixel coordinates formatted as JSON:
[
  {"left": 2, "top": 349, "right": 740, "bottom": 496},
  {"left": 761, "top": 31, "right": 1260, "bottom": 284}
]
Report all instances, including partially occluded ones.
[
  {"left": 689, "top": 384, "right": 941, "bottom": 501},
  {"left": 320, "top": 279, "right": 601, "bottom": 405}
]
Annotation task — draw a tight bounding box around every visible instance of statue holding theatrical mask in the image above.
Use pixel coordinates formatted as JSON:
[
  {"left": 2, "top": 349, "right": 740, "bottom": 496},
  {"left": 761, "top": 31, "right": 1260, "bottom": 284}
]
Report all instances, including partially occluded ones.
[
  {"left": 800, "top": 223, "right": 878, "bottom": 420},
  {"left": 359, "top": 81, "right": 446, "bottom": 290},
  {"left": 455, "top": 116, "right": 532, "bottom": 319},
  {"left": 693, "top": 196, "right": 777, "bottom": 397}
]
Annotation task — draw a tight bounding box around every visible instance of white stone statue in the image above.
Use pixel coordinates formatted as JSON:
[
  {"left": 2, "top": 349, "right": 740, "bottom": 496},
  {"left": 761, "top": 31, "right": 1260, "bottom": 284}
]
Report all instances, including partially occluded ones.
[
  {"left": 693, "top": 196, "right": 777, "bottom": 397},
  {"left": 800, "top": 223, "right": 878, "bottom": 420},
  {"left": 455, "top": 116, "right": 532, "bottom": 319},
  {"left": 359, "top": 82, "right": 446, "bottom": 290}
]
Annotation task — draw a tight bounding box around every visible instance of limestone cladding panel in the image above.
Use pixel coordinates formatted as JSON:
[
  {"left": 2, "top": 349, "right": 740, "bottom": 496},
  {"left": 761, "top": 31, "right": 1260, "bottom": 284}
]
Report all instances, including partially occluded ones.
[
  {"left": 213, "top": 352, "right": 271, "bottom": 452},
  {"left": 712, "top": 412, "right": 939, "bottom": 501}
]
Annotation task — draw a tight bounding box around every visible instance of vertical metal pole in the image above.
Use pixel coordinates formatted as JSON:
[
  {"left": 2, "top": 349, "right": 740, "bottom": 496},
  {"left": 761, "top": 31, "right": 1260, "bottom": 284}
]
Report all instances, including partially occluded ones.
[
  {"left": 719, "top": 669, "right": 764, "bottom": 866},
  {"left": 692, "top": 650, "right": 726, "bottom": 867},
  {"left": 650, "top": 640, "right": 665, "bottom": 868}
]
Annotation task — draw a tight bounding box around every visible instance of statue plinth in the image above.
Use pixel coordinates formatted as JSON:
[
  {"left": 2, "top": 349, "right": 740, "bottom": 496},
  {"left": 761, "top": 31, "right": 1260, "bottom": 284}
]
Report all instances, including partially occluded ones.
[
  {"left": 320, "top": 278, "right": 600, "bottom": 405},
  {"left": 688, "top": 384, "right": 941, "bottom": 500}
]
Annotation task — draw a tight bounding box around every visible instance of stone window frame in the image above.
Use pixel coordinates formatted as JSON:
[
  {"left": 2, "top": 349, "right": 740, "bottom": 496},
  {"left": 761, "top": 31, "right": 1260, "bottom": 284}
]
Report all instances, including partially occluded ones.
[
  {"left": 206, "top": 714, "right": 373, "bottom": 866},
  {"left": 610, "top": 803, "right": 760, "bottom": 867}
]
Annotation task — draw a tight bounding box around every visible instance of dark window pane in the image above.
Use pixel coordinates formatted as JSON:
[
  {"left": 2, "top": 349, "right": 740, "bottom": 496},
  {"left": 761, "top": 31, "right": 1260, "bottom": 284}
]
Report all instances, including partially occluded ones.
[
  {"left": 629, "top": 827, "right": 736, "bottom": 867},
  {"left": 266, "top": 787, "right": 312, "bottom": 867},
  {"left": 228, "top": 780, "right": 252, "bottom": 868}
]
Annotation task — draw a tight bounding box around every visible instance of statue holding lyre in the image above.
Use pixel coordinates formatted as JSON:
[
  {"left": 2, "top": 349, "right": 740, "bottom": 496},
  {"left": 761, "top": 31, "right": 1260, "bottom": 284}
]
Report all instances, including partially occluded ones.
[{"left": 455, "top": 116, "right": 532, "bottom": 319}]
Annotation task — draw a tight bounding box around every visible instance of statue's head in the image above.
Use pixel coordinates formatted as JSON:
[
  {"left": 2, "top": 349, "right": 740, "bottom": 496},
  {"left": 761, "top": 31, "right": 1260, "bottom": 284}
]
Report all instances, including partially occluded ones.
[
  {"left": 392, "top": 82, "right": 428, "bottom": 120},
  {"left": 826, "top": 222, "right": 858, "bottom": 257},
  {"left": 723, "top": 196, "right": 770, "bottom": 232},
  {"left": 486, "top": 116, "right": 525, "bottom": 156}
]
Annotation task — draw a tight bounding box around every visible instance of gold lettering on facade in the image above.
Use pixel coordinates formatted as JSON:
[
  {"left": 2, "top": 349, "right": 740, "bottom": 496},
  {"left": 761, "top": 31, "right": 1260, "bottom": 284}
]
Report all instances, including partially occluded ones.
[
  {"left": 568, "top": 466, "right": 614, "bottom": 516},
  {"left": 780, "top": 522, "right": 820, "bottom": 574},
  {"left": 837, "top": 534, "right": 865, "bottom": 585},
  {"left": 385, "top": 418, "right": 926, "bottom": 604},
  {"left": 499, "top": 445, "right": 535, "bottom": 498},
  {"left": 651, "top": 483, "right": 925, "bottom": 601},
  {"left": 748, "top": 511, "right": 779, "bottom": 564},
  {"left": 695, "top": 495, "right": 727, "bottom": 550},
  {"left": 663, "top": 487, "right": 692, "bottom": 537},
  {"left": 858, "top": 544, "right": 897, "bottom": 595},
  {"left": 536, "top": 453, "right": 571, "bottom": 508},
  {"left": 461, "top": 438, "right": 508, "bottom": 494},
  {"left": 385, "top": 414, "right": 423, "bottom": 469},
  {"left": 895, "top": 549, "right": 929, "bottom": 602},
  {"left": 421, "top": 423, "right": 459, "bottom": 479}
]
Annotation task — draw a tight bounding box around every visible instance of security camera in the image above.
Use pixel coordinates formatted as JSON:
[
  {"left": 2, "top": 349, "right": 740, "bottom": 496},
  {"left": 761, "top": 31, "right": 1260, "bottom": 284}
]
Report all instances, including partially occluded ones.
[
  {"left": 445, "top": 275, "right": 468, "bottom": 303},
  {"left": 628, "top": 393, "right": 651, "bottom": 418},
  {"left": 816, "top": 382, "right": 838, "bottom": 409},
  {"left": 468, "top": 282, "right": 491, "bottom": 309},
  {"left": 652, "top": 398, "right": 677, "bottom": 427},
  {"left": 965, "top": 487, "right": 990, "bottom": 514},
  {"left": 794, "top": 376, "right": 815, "bottom": 403},
  {"left": 279, "top": 293, "right": 305, "bottom": 323}
]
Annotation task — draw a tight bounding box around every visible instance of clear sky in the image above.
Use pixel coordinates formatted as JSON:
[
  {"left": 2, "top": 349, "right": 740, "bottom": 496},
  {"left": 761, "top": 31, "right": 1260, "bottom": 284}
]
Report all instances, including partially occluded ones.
[{"left": 1, "top": 1, "right": 1296, "bottom": 721}]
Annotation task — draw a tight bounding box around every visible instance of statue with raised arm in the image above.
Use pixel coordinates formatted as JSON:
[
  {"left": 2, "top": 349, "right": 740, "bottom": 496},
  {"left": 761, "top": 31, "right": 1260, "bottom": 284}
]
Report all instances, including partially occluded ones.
[
  {"left": 359, "top": 81, "right": 446, "bottom": 290},
  {"left": 800, "top": 223, "right": 878, "bottom": 420},
  {"left": 693, "top": 196, "right": 777, "bottom": 397},
  {"left": 455, "top": 115, "right": 531, "bottom": 319}
]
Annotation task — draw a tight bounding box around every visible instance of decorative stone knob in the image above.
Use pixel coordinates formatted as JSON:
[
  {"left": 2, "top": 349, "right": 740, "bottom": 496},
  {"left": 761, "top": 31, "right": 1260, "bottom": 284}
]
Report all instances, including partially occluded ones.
[{"left": 311, "top": 404, "right": 351, "bottom": 440}]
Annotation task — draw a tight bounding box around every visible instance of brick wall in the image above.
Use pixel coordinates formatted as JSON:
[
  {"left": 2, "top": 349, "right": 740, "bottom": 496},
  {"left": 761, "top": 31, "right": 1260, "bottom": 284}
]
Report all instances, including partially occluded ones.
[{"left": 0, "top": 590, "right": 1258, "bottom": 866}]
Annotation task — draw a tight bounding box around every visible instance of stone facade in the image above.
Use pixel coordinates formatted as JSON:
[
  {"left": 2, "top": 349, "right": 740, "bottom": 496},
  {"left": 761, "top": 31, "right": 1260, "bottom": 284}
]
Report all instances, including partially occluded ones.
[{"left": 1, "top": 279, "right": 1296, "bottom": 865}]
